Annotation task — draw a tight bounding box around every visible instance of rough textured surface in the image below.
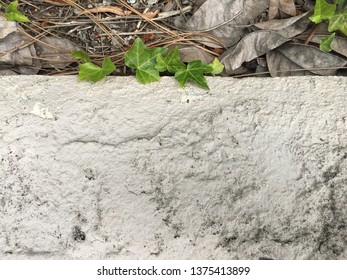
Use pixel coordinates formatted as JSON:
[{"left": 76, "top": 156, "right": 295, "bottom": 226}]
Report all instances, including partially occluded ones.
[{"left": 0, "top": 76, "right": 346, "bottom": 260}]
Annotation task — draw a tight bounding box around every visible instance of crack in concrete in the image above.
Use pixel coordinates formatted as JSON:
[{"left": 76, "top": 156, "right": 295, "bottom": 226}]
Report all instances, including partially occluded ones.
[{"left": 58, "top": 123, "right": 169, "bottom": 152}]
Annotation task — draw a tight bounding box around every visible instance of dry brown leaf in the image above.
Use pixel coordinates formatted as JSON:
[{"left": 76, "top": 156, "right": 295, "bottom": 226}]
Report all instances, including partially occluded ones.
[
  {"left": 172, "top": 45, "right": 215, "bottom": 63},
  {"left": 0, "top": 32, "right": 34, "bottom": 66},
  {"left": 0, "top": 15, "right": 17, "bottom": 39},
  {"left": 267, "top": 43, "right": 347, "bottom": 77},
  {"left": 309, "top": 35, "right": 347, "bottom": 58},
  {"left": 79, "top": 5, "right": 132, "bottom": 16},
  {"left": 35, "top": 36, "right": 80, "bottom": 69},
  {"left": 0, "top": 31, "right": 41, "bottom": 74},
  {"left": 220, "top": 30, "right": 290, "bottom": 73},
  {"left": 269, "top": 0, "right": 296, "bottom": 20},
  {"left": 0, "top": 69, "right": 18, "bottom": 75},
  {"left": 0, "top": 15, "right": 41, "bottom": 74},
  {"left": 255, "top": 12, "right": 310, "bottom": 38},
  {"left": 182, "top": 0, "right": 269, "bottom": 48},
  {"left": 267, "top": 49, "right": 310, "bottom": 76},
  {"left": 143, "top": 10, "right": 159, "bottom": 19}
]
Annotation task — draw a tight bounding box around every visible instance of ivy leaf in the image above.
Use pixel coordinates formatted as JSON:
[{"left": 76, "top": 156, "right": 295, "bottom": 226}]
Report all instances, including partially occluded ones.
[
  {"left": 77, "top": 57, "right": 115, "bottom": 83},
  {"left": 124, "top": 37, "right": 167, "bottom": 84},
  {"left": 71, "top": 50, "right": 91, "bottom": 63},
  {"left": 155, "top": 47, "right": 186, "bottom": 73},
  {"left": 328, "top": 10, "right": 347, "bottom": 35},
  {"left": 5, "top": 1, "right": 30, "bottom": 22},
  {"left": 209, "top": 58, "right": 224, "bottom": 75},
  {"left": 334, "top": 0, "right": 345, "bottom": 12},
  {"left": 101, "top": 57, "right": 116, "bottom": 74},
  {"left": 174, "top": 60, "right": 215, "bottom": 90},
  {"left": 309, "top": 0, "right": 336, "bottom": 24},
  {"left": 320, "top": 32, "right": 336, "bottom": 52}
]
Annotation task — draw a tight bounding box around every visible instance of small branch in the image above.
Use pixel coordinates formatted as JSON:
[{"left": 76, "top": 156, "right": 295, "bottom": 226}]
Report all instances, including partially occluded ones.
[{"left": 304, "top": 24, "right": 320, "bottom": 45}]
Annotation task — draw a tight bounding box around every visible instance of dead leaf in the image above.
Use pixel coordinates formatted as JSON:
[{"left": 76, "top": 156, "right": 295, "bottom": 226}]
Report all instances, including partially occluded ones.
[
  {"left": 182, "top": 0, "right": 270, "bottom": 47},
  {"left": 79, "top": 5, "right": 132, "bottom": 16},
  {"left": 0, "top": 32, "right": 38, "bottom": 67},
  {"left": 266, "top": 49, "right": 311, "bottom": 76},
  {"left": 255, "top": 12, "right": 311, "bottom": 38},
  {"left": 172, "top": 45, "right": 215, "bottom": 63},
  {"left": 267, "top": 43, "right": 347, "bottom": 77},
  {"left": 0, "top": 69, "right": 18, "bottom": 75},
  {"left": 309, "top": 35, "right": 347, "bottom": 58},
  {"left": 35, "top": 36, "right": 80, "bottom": 69},
  {"left": 269, "top": 0, "right": 296, "bottom": 20},
  {"left": 142, "top": 33, "right": 156, "bottom": 42},
  {"left": 0, "top": 15, "right": 17, "bottom": 39},
  {"left": 143, "top": 10, "right": 159, "bottom": 19},
  {"left": 220, "top": 30, "right": 290, "bottom": 73},
  {"left": 0, "top": 19, "right": 41, "bottom": 75}
]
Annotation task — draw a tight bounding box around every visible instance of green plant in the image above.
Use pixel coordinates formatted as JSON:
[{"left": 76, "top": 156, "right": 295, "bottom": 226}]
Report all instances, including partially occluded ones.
[
  {"left": 124, "top": 37, "right": 167, "bottom": 84},
  {"left": 73, "top": 38, "right": 224, "bottom": 89},
  {"left": 124, "top": 38, "right": 224, "bottom": 90},
  {"left": 2, "top": 1, "right": 30, "bottom": 22},
  {"left": 71, "top": 51, "right": 116, "bottom": 83},
  {"left": 309, "top": 0, "right": 347, "bottom": 51}
]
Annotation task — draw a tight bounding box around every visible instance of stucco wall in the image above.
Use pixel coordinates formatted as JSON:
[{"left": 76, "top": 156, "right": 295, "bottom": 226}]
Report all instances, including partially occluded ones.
[{"left": 0, "top": 76, "right": 346, "bottom": 259}]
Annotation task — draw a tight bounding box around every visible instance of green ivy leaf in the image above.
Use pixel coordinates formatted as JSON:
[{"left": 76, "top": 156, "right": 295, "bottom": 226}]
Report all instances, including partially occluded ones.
[
  {"left": 209, "top": 58, "right": 224, "bottom": 75},
  {"left": 174, "top": 60, "right": 215, "bottom": 90},
  {"left": 334, "top": 0, "right": 345, "bottom": 5},
  {"left": 155, "top": 47, "right": 186, "bottom": 73},
  {"left": 5, "top": 1, "right": 30, "bottom": 22},
  {"left": 124, "top": 37, "right": 167, "bottom": 84},
  {"left": 328, "top": 9, "right": 347, "bottom": 35},
  {"left": 71, "top": 50, "right": 91, "bottom": 63},
  {"left": 334, "top": 0, "right": 346, "bottom": 12},
  {"left": 78, "top": 57, "right": 115, "bottom": 83},
  {"left": 320, "top": 32, "right": 336, "bottom": 52},
  {"left": 309, "top": 0, "right": 336, "bottom": 23}
]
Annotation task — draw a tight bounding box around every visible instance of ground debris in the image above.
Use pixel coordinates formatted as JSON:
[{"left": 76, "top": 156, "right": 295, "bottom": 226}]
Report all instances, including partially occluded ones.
[{"left": 0, "top": 0, "right": 346, "bottom": 78}]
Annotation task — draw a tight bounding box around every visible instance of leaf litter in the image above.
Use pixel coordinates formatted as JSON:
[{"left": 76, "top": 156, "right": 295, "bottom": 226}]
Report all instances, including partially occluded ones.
[{"left": 0, "top": 0, "right": 346, "bottom": 81}]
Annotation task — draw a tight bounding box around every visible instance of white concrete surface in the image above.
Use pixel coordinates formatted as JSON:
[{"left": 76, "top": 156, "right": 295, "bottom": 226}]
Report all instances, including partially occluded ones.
[{"left": 0, "top": 76, "right": 346, "bottom": 260}]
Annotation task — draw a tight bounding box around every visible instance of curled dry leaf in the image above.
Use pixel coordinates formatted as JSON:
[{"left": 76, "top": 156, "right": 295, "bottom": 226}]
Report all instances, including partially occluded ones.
[
  {"left": 0, "top": 31, "right": 41, "bottom": 74},
  {"left": 0, "top": 15, "right": 79, "bottom": 73},
  {"left": 220, "top": 12, "right": 312, "bottom": 74},
  {"left": 182, "top": 0, "right": 269, "bottom": 47},
  {"left": 172, "top": 45, "right": 215, "bottom": 64},
  {"left": 220, "top": 30, "right": 290, "bottom": 73},
  {"left": 35, "top": 36, "right": 80, "bottom": 68},
  {"left": 0, "top": 15, "right": 17, "bottom": 39},
  {"left": 266, "top": 49, "right": 311, "bottom": 76},
  {"left": 255, "top": 12, "right": 311, "bottom": 38},
  {"left": 0, "top": 15, "right": 41, "bottom": 74},
  {"left": 79, "top": 5, "right": 132, "bottom": 16},
  {"left": 267, "top": 43, "right": 347, "bottom": 77},
  {"left": 309, "top": 35, "right": 347, "bottom": 58},
  {"left": 269, "top": 0, "right": 296, "bottom": 20}
]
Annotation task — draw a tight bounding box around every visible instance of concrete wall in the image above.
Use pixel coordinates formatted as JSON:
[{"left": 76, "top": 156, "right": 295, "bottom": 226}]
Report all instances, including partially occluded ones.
[{"left": 0, "top": 76, "right": 346, "bottom": 259}]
